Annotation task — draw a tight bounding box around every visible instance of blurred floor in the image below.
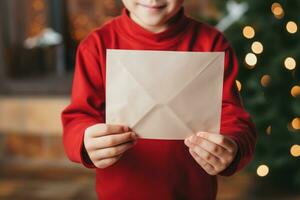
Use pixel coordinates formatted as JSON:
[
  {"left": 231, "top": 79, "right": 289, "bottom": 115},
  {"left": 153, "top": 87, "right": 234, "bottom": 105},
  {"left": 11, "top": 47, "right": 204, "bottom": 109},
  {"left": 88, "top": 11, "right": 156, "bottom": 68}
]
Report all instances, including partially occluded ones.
[
  {"left": 1, "top": 161, "right": 300, "bottom": 200},
  {"left": 0, "top": 162, "right": 97, "bottom": 200}
]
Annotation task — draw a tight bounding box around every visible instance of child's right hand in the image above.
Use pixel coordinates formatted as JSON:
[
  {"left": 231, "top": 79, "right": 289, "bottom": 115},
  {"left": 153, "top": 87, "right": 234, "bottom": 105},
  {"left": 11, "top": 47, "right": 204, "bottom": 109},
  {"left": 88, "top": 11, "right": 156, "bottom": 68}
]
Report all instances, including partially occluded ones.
[{"left": 83, "top": 123, "right": 138, "bottom": 169}]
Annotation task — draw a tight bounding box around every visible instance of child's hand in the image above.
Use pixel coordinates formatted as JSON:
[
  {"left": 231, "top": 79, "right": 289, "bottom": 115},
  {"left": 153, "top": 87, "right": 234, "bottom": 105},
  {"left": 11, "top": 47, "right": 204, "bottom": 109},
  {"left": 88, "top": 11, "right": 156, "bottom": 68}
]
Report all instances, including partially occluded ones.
[
  {"left": 184, "top": 132, "right": 238, "bottom": 176},
  {"left": 83, "top": 123, "right": 138, "bottom": 169}
]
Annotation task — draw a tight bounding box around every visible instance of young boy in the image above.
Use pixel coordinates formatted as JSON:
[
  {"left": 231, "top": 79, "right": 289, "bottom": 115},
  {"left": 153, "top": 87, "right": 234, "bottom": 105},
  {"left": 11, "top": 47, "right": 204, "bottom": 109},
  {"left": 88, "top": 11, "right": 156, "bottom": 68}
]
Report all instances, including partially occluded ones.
[{"left": 61, "top": 0, "right": 257, "bottom": 199}]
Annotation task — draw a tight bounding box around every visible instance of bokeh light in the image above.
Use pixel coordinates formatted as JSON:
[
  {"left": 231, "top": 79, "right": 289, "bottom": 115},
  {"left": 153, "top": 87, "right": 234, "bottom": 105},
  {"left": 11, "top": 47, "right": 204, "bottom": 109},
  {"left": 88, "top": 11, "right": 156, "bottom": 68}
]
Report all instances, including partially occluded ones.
[
  {"left": 271, "top": 2, "right": 284, "bottom": 19},
  {"left": 251, "top": 41, "right": 264, "bottom": 54},
  {"left": 261, "top": 75, "right": 271, "bottom": 87},
  {"left": 291, "top": 85, "right": 300, "bottom": 97},
  {"left": 245, "top": 53, "right": 257, "bottom": 68},
  {"left": 286, "top": 21, "right": 298, "bottom": 34},
  {"left": 236, "top": 80, "right": 242, "bottom": 91},
  {"left": 32, "top": 0, "right": 46, "bottom": 11},
  {"left": 290, "top": 145, "right": 300, "bottom": 157},
  {"left": 243, "top": 26, "right": 255, "bottom": 39},
  {"left": 257, "top": 165, "right": 269, "bottom": 177},
  {"left": 284, "top": 57, "right": 296, "bottom": 70},
  {"left": 291, "top": 117, "right": 300, "bottom": 130}
]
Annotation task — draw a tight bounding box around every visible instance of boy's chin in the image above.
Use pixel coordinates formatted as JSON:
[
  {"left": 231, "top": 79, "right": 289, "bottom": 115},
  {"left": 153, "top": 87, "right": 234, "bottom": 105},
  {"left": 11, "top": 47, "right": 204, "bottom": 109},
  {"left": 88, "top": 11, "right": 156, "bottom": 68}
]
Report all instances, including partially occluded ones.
[
  {"left": 130, "top": 12, "right": 171, "bottom": 31},
  {"left": 140, "top": 18, "right": 169, "bottom": 29}
]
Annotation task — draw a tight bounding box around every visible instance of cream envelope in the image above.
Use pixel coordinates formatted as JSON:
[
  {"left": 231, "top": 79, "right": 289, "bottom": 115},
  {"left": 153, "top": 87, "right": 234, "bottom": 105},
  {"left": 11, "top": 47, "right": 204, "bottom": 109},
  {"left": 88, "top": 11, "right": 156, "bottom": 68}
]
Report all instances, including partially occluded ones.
[{"left": 106, "top": 49, "right": 225, "bottom": 140}]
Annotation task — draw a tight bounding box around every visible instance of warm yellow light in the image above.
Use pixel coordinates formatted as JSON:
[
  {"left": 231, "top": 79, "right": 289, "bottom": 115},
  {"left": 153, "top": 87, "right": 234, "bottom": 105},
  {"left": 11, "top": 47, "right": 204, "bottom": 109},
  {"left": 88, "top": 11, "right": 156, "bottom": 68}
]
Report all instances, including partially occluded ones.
[
  {"left": 273, "top": 7, "right": 284, "bottom": 17},
  {"left": 271, "top": 2, "right": 284, "bottom": 19},
  {"left": 251, "top": 41, "right": 264, "bottom": 54},
  {"left": 261, "top": 75, "right": 271, "bottom": 87},
  {"left": 291, "top": 85, "right": 300, "bottom": 97},
  {"left": 236, "top": 80, "right": 242, "bottom": 91},
  {"left": 257, "top": 165, "right": 269, "bottom": 177},
  {"left": 291, "top": 117, "right": 300, "bottom": 130},
  {"left": 284, "top": 57, "right": 296, "bottom": 70},
  {"left": 32, "top": 0, "right": 45, "bottom": 11},
  {"left": 245, "top": 53, "right": 257, "bottom": 67},
  {"left": 290, "top": 145, "right": 300, "bottom": 157},
  {"left": 266, "top": 125, "right": 272, "bottom": 135},
  {"left": 286, "top": 21, "right": 298, "bottom": 34},
  {"left": 243, "top": 26, "right": 255, "bottom": 39},
  {"left": 271, "top": 2, "right": 281, "bottom": 11}
]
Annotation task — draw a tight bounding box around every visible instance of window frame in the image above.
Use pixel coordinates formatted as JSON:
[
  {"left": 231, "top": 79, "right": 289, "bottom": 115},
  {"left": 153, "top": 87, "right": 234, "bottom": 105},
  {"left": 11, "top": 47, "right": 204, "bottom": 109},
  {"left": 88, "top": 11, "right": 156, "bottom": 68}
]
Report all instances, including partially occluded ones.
[{"left": 0, "top": 0, "right": 72, "bottom": 95}]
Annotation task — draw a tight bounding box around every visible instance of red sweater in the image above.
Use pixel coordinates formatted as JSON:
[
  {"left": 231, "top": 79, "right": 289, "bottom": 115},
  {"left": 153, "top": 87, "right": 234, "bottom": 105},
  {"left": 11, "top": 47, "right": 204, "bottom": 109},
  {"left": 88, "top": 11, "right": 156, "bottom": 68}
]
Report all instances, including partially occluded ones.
[{"left": 61, "top": 7, "right": 257, "bottom": 200}]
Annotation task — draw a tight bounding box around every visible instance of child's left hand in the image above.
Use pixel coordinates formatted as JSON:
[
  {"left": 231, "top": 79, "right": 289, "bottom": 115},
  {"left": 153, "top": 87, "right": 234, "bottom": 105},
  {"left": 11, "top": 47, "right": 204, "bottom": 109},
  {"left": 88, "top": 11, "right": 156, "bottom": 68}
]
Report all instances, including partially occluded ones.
[{"left": 184, "top": 132, "right": 238, "bottom": 176}]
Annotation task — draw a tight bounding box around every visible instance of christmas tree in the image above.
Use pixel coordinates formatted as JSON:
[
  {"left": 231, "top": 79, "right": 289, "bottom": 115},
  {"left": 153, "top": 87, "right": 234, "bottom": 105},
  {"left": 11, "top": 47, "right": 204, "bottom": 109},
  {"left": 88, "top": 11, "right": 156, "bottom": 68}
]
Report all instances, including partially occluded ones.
[{"left": 213, "top": 0, "right": 300, "bottom": 192}]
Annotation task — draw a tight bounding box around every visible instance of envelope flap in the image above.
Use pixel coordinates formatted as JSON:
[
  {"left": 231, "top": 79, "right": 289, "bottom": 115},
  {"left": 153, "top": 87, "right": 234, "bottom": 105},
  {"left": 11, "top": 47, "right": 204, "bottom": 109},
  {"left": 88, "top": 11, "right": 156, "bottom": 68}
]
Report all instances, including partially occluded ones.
[
  {"left": 167, "top": 52, "right": 225, "bottom": 134},
  {"left": 166, "top": 52, "right": 224, "bottom": 102},
  {"left": 110, "top": 50, "right": 221, "bottom": 104},
  {"left": 106, "top": 50, "right": 156, "bottom": 127},
  {"left": 133, "top": 104, "right": 195, "bottom": 139}
]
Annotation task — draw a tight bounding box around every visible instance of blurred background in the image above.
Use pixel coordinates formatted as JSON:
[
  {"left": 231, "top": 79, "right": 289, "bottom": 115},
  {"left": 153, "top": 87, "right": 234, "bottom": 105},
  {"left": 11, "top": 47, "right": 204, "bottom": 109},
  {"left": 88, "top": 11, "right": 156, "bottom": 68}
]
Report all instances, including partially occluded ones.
[{"left": 0, "top": 0, "right": 299, "bottom": 199}]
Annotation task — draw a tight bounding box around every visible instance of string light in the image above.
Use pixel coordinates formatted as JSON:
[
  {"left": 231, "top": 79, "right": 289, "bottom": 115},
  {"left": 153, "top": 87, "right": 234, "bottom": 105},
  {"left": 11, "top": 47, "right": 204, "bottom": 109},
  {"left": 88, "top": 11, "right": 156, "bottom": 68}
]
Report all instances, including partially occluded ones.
[
  {"left": 251, "top": 41, "right": 264, "bottom": 54},
  {"left": 291, "top": 117, "right": 300, "bottom": 130},
  {"left": 261, "top": 75, "right": 271, "bottom": 87},
  {"left": 236, "top": 80, "right": 242, "bottom": 91},
  {"left": 286, "top": 21, "right": 298, "bottom": 34},
  {"left": 291, "top": 85, "right": 300, "bottom": 97},
  {"left": 245, "top": 53, "right": 257, "bottom": 68},
  {"left": 32, "top": 0, "right": 45, "bottom": 11},
  {"left": 28, "top": 0, "right": 47, "bottom": 37},
  {"left": 257, "top": 165, "right": 269, "bottom": 177},
  {"left": 290, "top": 145, "right": 300, "bottom": 157},
  {"left": 284, "top": 57, "right": 296, "bottom": 70},
  {"left": 243, "top": 26, "right": 255, "bottom": 39},
  {"left": 271, "top": 2, "right": 284, "bottom": 19}
]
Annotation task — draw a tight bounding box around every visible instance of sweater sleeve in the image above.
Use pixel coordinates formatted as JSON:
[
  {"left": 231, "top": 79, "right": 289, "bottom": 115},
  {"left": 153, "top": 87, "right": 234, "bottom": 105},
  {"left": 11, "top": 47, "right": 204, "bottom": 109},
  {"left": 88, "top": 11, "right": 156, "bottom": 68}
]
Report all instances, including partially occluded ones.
[
  {"left": 213, "top": 33, "right": 258, "bottom": 176},
  {"left": 61, "top": 41, "right": 105, "bottom": 169}
]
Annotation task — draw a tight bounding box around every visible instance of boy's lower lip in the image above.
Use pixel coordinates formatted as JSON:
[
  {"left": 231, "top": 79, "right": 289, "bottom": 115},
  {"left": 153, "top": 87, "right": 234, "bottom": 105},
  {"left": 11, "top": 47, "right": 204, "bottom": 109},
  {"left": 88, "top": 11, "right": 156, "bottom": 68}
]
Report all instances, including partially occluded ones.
[{"left": 138, "top": 3, "right": 167, "bottom": 11}]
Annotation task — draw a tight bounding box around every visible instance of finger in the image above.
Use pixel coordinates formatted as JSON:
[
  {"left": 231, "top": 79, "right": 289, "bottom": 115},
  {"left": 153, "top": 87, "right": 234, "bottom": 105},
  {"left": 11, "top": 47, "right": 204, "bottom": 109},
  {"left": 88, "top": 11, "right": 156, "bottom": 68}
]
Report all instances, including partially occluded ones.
[
  {"left": 90, "top": 141, "right": 136, "bottom": 160},
  {"left": 90, "top": 131, "right": 137, "bottom": 149},
  {"left": 192, "top": 144, "right": 221, "bottom": 169},
  {"left": 189, "top": 149, "right": 217, "bottom": 175},
  {"left": 189, "top": 148, "right": 206, "bottom": 165},
  {"left": 186, "top": 139, "right": 222, "bottom": 170},
  {"left": 94, "top": 154, "right": 122, "bottom": 169},
  {"left": 196, "top": 132, "right": 233, "bottom": 152},
  {"left": 86, "top": 124, "right": 129, "bottom": 137},
  {"left": 188, "top": 135, "right": 228, "bottom": 163}
]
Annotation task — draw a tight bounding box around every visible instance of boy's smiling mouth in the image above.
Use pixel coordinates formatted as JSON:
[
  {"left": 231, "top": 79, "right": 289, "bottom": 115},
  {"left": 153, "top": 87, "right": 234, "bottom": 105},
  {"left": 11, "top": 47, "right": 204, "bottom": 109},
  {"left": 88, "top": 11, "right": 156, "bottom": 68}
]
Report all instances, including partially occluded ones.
[
  {"left": 124, "top": 0, "right": 184, "bottom": 32},
  {"left": 137, "top": 2, "right": 167, "bottom": 11}
]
